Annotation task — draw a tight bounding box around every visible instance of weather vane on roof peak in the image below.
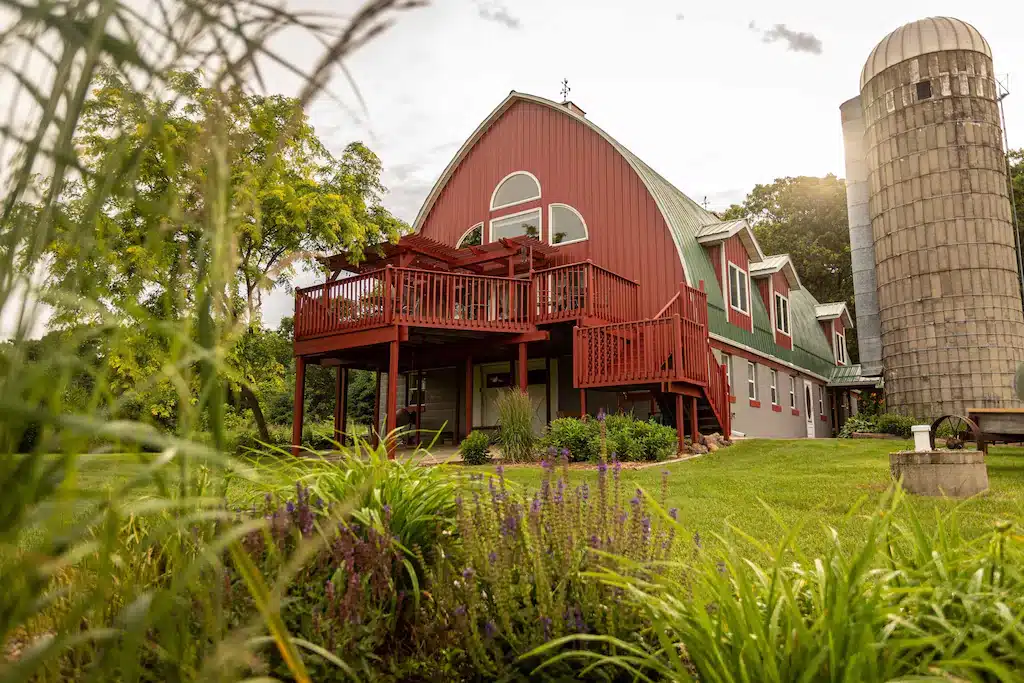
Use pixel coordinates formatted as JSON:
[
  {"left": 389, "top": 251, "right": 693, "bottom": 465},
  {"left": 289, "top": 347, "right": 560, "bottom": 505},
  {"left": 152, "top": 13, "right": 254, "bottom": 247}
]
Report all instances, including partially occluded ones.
[{"left": 560, "top": 78, "right": 570, "bottom": 102}]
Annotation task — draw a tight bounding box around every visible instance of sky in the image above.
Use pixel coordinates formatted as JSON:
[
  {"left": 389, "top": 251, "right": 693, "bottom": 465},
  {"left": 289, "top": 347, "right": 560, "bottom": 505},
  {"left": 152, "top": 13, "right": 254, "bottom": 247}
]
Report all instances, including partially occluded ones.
[{"left": 3, "top": 0, "right": 1024, "bottom": 334}]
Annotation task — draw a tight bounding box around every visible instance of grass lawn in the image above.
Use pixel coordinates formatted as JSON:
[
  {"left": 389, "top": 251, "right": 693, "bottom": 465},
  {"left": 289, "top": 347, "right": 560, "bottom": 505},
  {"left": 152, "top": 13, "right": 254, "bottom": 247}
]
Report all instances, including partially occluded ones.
[
  {"left": 30, "top": 439, "right": 1024, "bottom": 558},
  {"left": 490, "top": 439, "right": 1024, "bottom": 557}
]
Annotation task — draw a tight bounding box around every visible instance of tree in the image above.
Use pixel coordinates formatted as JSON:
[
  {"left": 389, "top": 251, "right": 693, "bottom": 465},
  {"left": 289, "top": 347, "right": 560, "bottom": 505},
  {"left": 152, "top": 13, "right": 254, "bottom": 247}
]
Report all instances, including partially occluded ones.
[
  {"left": 723, "top": 175, "right": 858, "bottom": 362},
  {"left": 1010, "top": 148, "right": 1024, "bottom": 252},
  {"left": 34, "top": 70, "right": 406, "bottom": 438}
]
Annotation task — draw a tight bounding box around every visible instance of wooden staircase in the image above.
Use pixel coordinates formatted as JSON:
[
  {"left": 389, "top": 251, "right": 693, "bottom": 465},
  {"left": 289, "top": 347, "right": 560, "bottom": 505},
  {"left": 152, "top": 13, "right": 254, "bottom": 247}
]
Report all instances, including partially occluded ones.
[{"left": 572, "top": 283, "right": 731, "bottom": 437}]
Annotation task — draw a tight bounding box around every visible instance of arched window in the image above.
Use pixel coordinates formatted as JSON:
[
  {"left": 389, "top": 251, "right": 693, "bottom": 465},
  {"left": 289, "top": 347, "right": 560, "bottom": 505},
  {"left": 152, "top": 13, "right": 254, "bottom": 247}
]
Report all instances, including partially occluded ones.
[
  {"left": 490, "top": 171, "right": 541, "bottom": 210},
  {"left": 457, "top": 223, "right": 483, "bottom": 248},
  {"left": 548, "top": 204, "right": 588, "bottom": 245}
]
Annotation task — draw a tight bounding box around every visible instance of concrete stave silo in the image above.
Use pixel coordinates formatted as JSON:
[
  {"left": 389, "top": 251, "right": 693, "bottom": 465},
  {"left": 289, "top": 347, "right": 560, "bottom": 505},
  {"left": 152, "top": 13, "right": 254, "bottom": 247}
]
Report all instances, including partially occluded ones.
[{"left": 842, "top": 17, "right": 1024, "bottom": 418}]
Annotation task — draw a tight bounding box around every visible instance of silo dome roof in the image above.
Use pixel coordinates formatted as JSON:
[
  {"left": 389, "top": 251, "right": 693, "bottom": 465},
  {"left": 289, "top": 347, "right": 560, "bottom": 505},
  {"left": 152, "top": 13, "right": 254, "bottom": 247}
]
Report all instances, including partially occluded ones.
[{"left": 860, "top": 17, "right": 991, "bottom": 89}]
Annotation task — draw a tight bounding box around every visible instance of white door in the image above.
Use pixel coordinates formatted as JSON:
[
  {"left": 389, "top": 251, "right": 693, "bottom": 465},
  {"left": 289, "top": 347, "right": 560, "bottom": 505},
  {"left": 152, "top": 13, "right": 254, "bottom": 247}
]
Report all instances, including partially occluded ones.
[{"left": 803, "top": 380, "right": 815, "bottom": 438}]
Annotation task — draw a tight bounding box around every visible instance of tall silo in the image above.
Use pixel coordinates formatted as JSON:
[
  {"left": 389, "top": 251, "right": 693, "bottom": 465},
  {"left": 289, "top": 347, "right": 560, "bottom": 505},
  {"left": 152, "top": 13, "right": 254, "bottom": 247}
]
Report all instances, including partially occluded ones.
[{"left": 842, "top": 17, "right": 1024, "bottom": 417}]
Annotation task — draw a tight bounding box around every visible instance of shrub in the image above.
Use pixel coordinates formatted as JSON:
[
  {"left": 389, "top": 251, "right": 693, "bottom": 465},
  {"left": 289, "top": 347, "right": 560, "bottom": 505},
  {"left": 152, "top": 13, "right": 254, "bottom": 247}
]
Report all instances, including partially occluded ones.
[
  {"left": 538, "top": 489, "right": 1024, "bottom": 682},
  {"left": 543, "top": 413, "right": 678, "bottom": 462},
  {"left": 543, "top": 417, "right": 599, "bottom": 461},
  {"left": 839, "top": 413, "right": 879, "bottom": 438},
  {"left": 494, "top": 388, "right": 535, "bottom": 462},
  {"left": 876, "top": 412, "right": 917, "bottom": 438},
  {"left": 460, "top": 430, "right": 491, "bottom": 465},
  {"left": 433, "top": 458, "right": 681, "bottom": 678}
]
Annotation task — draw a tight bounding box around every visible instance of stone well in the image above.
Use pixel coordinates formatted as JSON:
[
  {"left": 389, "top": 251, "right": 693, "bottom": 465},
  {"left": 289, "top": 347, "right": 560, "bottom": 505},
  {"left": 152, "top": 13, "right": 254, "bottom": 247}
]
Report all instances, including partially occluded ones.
[{"left": 889, "top": 450, "right": 989, "bottom": 497}]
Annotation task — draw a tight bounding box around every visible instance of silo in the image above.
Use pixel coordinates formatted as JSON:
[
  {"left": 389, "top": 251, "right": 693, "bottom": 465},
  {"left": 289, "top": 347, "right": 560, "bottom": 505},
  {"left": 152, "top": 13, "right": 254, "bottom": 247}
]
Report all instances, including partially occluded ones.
[{"left": 855, "top": 17, "right": 1024, "bottom": 417}]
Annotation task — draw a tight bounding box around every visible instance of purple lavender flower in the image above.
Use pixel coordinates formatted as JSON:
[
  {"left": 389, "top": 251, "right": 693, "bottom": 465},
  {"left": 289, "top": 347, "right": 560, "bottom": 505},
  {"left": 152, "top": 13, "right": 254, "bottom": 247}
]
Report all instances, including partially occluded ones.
[
  {"left": 454, "top": 605, "right": 467, "bottom": 617},
  {"left": 540, "top": 616, "right": 552, "bottom": 637},
  {"left": 503, "top": 514, "right": 519, "bottom": 536},
  {"left": 580, "top": 483, "right": 590, "bottom": 501},
  {"left": 597, "top": 408, "right": 606, "bottom": 422},
  {"left": 462, "top": 567, "right": 475, "bottom": 580},
  {"left": 496, "top": 463, "right": 504, "bottom": 476},
  {"left": 589, "top": 534, "right": 600, "bottom": 548},
  {"left": 560, "top": 447, "right": 570, "bottom": 460},
  {"left": 540, "top": 459, "right": 549, "bottom": 470},
  {"left": 693, "top": 531, "right": 702, "bottom": 548},
  {"left": 286, "top": 500, "right": 295, "bottom": 514},
  {"left": 531, "top": 497, "right": 541, "bottom": 514},
  {"left": 642, "top": 516, "right": 652, "bottom": 534},
  {"left": 669, "top": 507, "right": 678, "bottom": 520},
  {"left": 488, "top": 551, "right": 497, "bottom": 564},
  {"left": 485, "top": 620, "right": 498, "bottom": 639},
  {"left": 716, "top": 560, "right": 727, "bottom": 575},
  {"left": 382, "top": 504, "right": 391, "bottom": 516},
  {"left": 597, "top": 461, "right": 607, "bottom": 475}
]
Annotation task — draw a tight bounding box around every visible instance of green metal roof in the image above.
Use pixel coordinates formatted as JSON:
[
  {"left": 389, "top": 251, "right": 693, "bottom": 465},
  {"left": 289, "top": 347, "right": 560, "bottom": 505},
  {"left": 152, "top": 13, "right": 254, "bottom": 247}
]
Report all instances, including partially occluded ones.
[{"left": 829, "top": 363, "right": 883, "bottom": 388}]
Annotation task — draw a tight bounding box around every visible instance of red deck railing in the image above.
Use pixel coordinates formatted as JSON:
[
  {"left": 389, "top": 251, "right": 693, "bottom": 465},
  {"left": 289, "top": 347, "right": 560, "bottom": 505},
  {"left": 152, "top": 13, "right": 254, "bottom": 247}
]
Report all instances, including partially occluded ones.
[
  {"left": 705, "top": 348, "right": 731, "bottom": 436},
  {"left": 295, "top": 261, "right": 639, "bottom": 341},
  {"left": 295, "top": 266, "right": 534, "bottom": 340},
  {"left": 532, "top": 261, "right": 639, "bottom": 324},
  {"left": 574, "top": 316, "right": 681, "bottom": 387}
]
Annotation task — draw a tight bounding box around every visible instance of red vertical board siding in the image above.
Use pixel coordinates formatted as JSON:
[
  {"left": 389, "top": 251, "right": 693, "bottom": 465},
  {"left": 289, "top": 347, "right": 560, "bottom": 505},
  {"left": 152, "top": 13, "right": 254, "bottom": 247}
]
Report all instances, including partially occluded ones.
[
  {"left": 723, "top": 237, "right": 752, "bottom": 332},
  {"left": 772, "top": 272, "right": 792, "bottom": 350},
  {"left": 419, "top": 101, "right": 686, "bottom": 318},
  {"left": 820, "top": 320, "right": 833, "bottom": 350}
]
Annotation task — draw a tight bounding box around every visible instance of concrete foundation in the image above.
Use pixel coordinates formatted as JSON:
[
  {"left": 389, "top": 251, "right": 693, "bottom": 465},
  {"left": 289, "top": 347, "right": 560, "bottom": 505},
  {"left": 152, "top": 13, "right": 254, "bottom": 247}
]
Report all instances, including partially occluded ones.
[{"left": 889, "top": 450, "right": 989, "bottom": 497}]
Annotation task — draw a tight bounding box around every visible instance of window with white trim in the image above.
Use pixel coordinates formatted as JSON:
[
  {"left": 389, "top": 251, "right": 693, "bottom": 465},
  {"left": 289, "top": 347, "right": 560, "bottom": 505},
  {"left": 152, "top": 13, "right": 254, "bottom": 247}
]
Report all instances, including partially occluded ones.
[
  {"left": 490, "top": 208, "right": 541, "bottom": 242},
  {"left": 728, "top": 263, "right": 749, "bottom": 315},
  {"left": 747, "top": 361, "right": 757, "bottom": 401},
  {"left": 789, "top": 375, "right": 796, "bottom": 409},
  {"left": 818, "top": 385, "right": 825, "bottom": 416},
  {"left": 722, "top": 353, "right": 733, "bottom": 394},
  {"left": 770, "top": 369, "right": 779, "bottom": 405},
  {"left": 490, "top": 172, "right": 541, "bottom": 210},
  {"left": 835, "top": 331, "right": 847, "bottom": 365},
  {"left": 456, "top": 223, "right": 483, "bottom": 248},
  {"left": 549, "top": 204, "right": 587, "bottom": 245},
  {"left": 774, "top": 293, "right": 790, "bottom": 335}
]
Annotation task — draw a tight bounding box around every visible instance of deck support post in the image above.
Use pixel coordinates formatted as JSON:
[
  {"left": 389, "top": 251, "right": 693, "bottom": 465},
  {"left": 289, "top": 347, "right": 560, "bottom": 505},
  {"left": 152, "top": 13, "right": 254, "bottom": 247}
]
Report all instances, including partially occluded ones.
[
  {"left": 334, "top": 367, "right": 348, "bottom": 447},
  {"left": 372, "top": 370, "right": 381, "bottom": 448},
  {"left": 415, "top": 368, "right": 424, "bottom": 446},
  {"left": 545, "top": 356, "right": 552, "bottom": 424},
  {"left": 690, "top": 396, "right": 699, "bottom": 443},
  {"left": 465, "top": 356, "right": 474, "bottom": 439},
  {"left": 291, "top": 356, "right": 306, "bottom": 457},
  {"left": 580, "top": 389, "right": 587, "bottom": 419},
  {"left": 518, "top": 342, "right": 528, "bottom": 392},
  {"left": 675, "top": 393, "right": 685, "bottom": 455},
  {"left": 386, "top": 340, "right": 399, "bottom": 459}
]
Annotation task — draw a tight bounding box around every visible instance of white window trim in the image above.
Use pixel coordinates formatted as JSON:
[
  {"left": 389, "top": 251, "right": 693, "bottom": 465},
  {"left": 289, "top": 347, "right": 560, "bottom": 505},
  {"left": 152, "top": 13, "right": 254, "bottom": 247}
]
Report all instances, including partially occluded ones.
[
  {"left": 770, "top": 369, "right": 779, "bottom": 405},
  {"left": 488, "top": 207, "right": 542, "bottom": 243},
  {"left": 547, "top": 203, "right": 588, "bottom": 246},
  {"left": 835, "top": 330, "right": 847, "bottom": 365},
  {"left": 774, "top": 292, "right": 791, "bottom": 337},
  {"left": 818, "top": 385, "right": 825, "bottom": 416},
  {"left": 747, "top": 361, "right": 757, "bottom": 401},
  {"left": 789, "top": 375, "right": 796, "bottom": 409},
  {"left": 728, "top": 262, "right": 750, "bottom": 315},
  {"left": 489, "top": 170, "right": 541, "bottom": 211},
  {"left": 456, "top": 222, "right": 483, "bottom": 249}
]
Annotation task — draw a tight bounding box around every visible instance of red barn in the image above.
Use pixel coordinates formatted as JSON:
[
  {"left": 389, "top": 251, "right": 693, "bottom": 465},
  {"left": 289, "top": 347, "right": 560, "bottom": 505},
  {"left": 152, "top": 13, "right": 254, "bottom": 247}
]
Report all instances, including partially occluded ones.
[{"left": 291, "top": 92, "right": 866, "bottom": 455}]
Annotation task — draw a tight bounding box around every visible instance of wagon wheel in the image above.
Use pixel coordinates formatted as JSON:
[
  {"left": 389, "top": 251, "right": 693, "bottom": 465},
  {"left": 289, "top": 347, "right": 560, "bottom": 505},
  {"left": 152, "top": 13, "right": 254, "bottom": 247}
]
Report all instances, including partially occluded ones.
[{"left": 929, "top": 414, "right": 980, "bottom": 451}]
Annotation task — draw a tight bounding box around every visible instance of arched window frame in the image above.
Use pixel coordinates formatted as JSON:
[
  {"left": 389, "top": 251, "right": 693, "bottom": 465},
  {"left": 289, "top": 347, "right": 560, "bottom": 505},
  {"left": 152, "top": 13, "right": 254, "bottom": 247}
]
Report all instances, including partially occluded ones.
[
  {"left": 489, "top": 170, "right": 541, "bottom": 211},
  {"left": 547, "top": 203, "right": 589, "bottom": 246},
  {"left": 456, "top": 222, "right": 483, "bottom": 249}
]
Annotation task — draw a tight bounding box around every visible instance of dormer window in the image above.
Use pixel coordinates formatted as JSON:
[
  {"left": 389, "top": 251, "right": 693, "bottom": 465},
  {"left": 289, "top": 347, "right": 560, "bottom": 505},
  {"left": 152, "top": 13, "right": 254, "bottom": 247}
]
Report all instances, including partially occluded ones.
[
  {"left": 835, "top": 331, "right": 847, "bottom": 365},
  {"left": 728, "top": 263, "right": 749, "bottom": 315},
  {"left": 490, "top": 171, "right": 541, "bottom": 210},
  {"left": 774, "top": 292, "right": 790, "bottom": 336}
]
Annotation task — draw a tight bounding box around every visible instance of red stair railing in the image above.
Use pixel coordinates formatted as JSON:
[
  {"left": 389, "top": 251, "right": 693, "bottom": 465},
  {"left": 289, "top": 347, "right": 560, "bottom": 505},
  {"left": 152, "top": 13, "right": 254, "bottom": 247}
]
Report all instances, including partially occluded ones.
[{"left": 574, "top": 316, "right": 681, "bottom": 387}]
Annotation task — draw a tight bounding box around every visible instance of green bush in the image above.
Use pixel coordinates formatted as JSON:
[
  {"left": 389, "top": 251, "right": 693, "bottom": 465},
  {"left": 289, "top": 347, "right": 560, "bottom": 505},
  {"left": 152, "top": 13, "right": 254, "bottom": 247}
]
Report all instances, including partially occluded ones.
[
  {"left": 839, "top": 413, "right": 919, "bottom": 439},
  {"left": 543, "top": 414, "right": 678, "bottom": 462},
  {"left": 460, "top": 430, "right": 491, "bottom": 465},
  {"left": 543, "top": 417, "right": 600, "bottom": 461},
  {"left": 494, "top": 388, "right": 536, "bottom": 462},
  {"left": 876, "top": 412, "right": 917, "bottom": 438}
]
